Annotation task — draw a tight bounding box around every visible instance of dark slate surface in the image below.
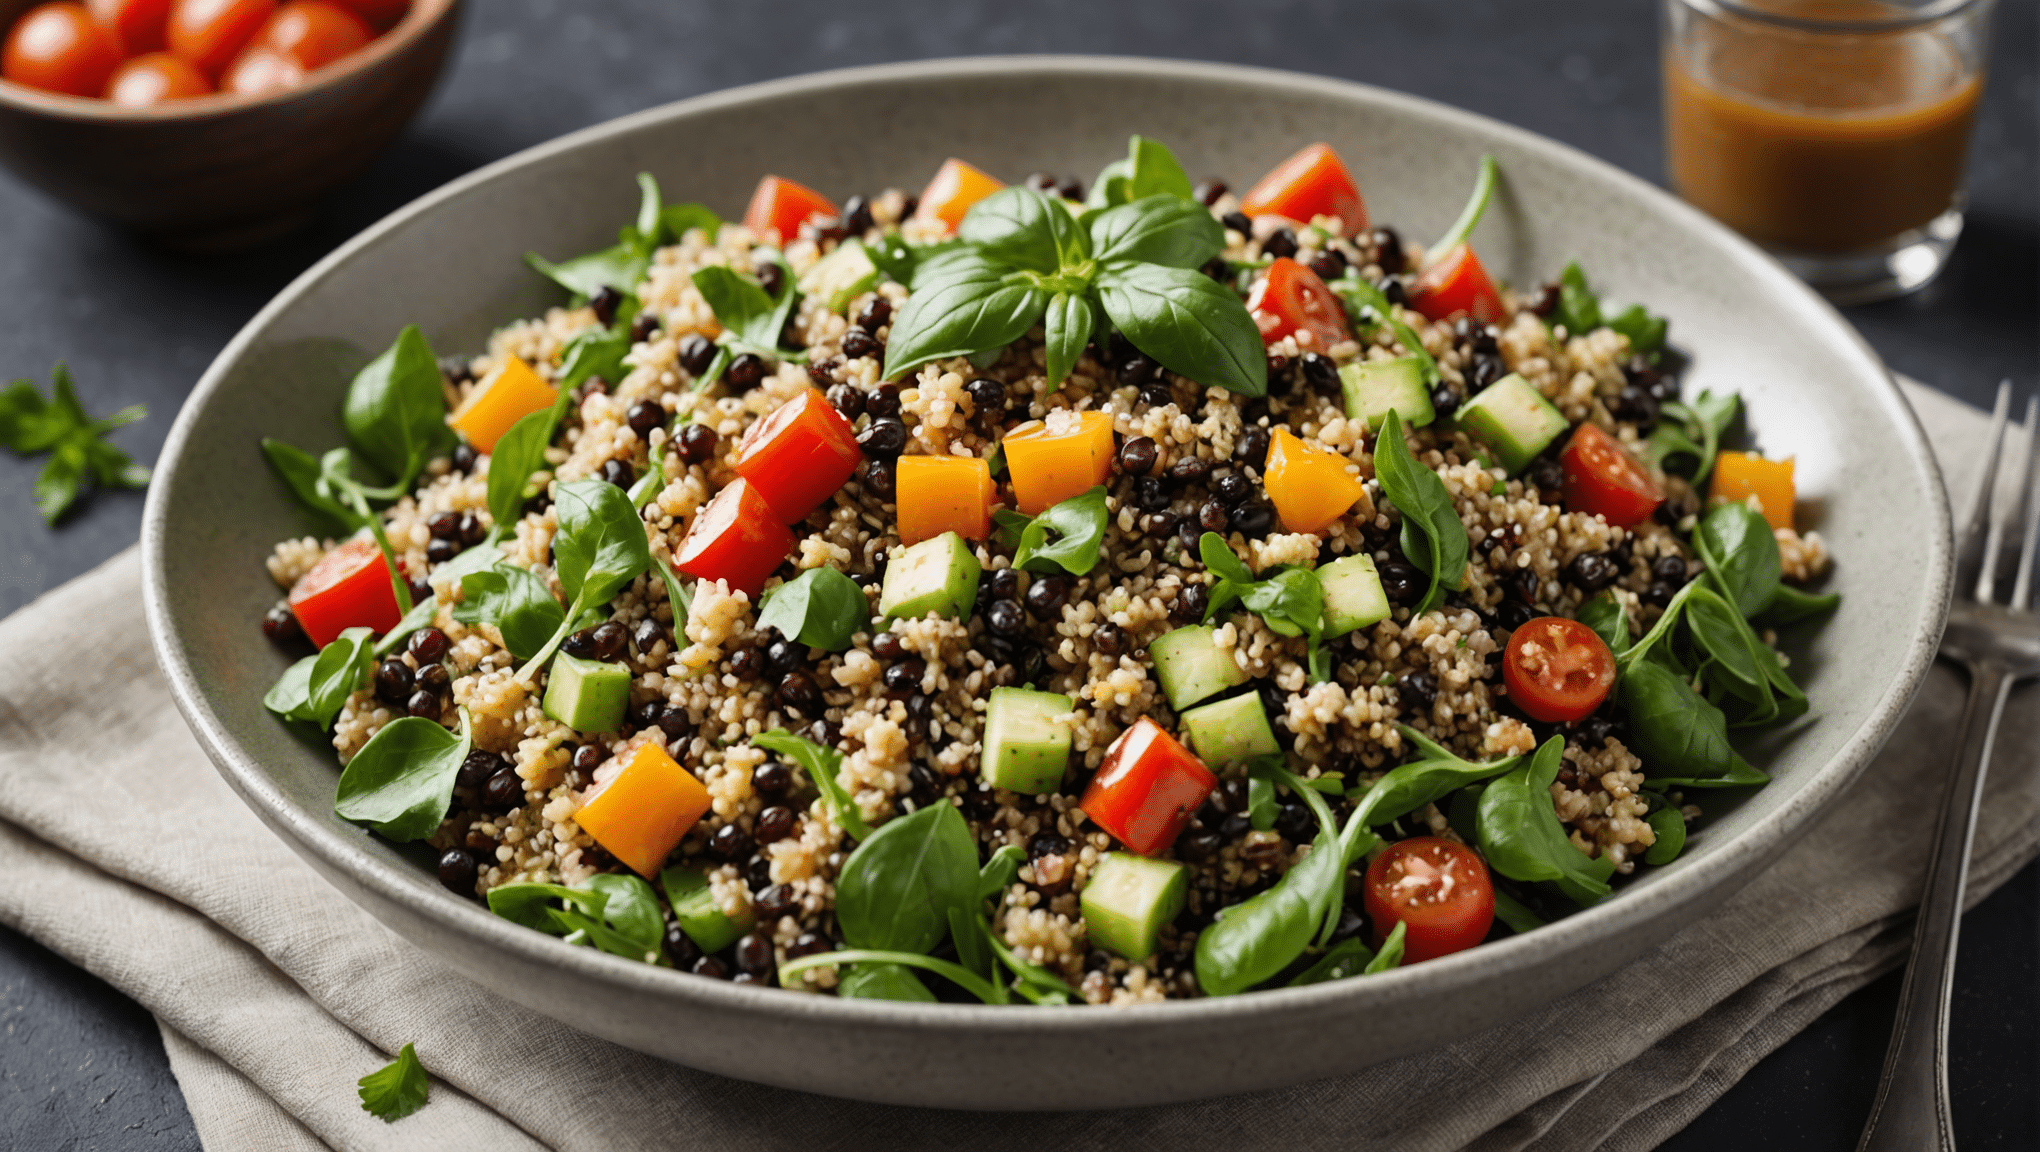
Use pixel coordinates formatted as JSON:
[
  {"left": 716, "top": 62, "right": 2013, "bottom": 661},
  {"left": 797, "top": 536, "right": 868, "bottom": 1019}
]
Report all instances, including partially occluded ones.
[{"left": 0, "top": 1, "right": 2033, "bottom": 1148}]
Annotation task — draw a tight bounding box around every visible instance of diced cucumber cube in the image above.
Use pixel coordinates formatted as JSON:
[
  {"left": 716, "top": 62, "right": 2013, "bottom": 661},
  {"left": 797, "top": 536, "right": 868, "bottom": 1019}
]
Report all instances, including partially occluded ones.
[
  {"left": 1150, "top": 624, "right": 1249, "bottom": 711},
  {"left": 1455, "top": 372, "right": 1569, "bottom": 474},
  {"left": 796, "top": 238, "right": 880, "bottom": 314},
  {"left": 1339, "top": 356, "right": 1434, "bottom": 430},
  {"left": 1319, "top": 554, "right": 1391, "bottom": 637},
  {"left": 1181, "top": 691, "right": 1280, "bottom": 766},
  {"left": 659, "top": 863, "right": 755, "bottom": 954},
  {"left": 542, "top": 652, "right": 631, "bottom": 734},
  {"left": 1082, "top": 852, "right": 1187, "bottom": 961},
  {"left": 880, "top": 532, "right": 981, "bottom": 622},
  {"left": 981, "top": 687, "right": 1074, "bottom": 794}
]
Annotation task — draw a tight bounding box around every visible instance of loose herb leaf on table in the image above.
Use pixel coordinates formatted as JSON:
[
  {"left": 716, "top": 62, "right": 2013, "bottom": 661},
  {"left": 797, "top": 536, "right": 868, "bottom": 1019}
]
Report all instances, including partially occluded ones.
[
  {"left": 1, "top": 364, "right": 150, "bottom": 524},
  {"left": 1372, "top": 409, "right": 1468, "bottom": 615},
  {"left": 357, "top": 1042, "right": 429, "bottom": 1123}
]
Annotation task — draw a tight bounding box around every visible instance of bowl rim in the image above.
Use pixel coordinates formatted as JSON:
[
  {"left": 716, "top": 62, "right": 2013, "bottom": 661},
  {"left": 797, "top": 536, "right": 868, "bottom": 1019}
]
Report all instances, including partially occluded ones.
[
  {"left": 0, "top": 0, "right": 458, "bottom": 121},
  {"left": 143, "top": 54, "right": 1952, "bottom": 1036}
]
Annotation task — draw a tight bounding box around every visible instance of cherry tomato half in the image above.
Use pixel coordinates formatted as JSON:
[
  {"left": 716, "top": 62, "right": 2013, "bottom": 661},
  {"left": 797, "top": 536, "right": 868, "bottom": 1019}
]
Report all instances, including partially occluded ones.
[
  {"left": 1364, "top": 837, "right": 1495, "bottom": 963},
  {"left": 1561, "top": 422, "right": 1664, "bottom": 528},
  {"left": 1239, "top": 142, "right": 1369, "bottom": 236},
  {"left": 1409, "top": 243, "right": 1505, "bottom": 327},
  {"left": 288, "top": 536, "right": 401, "bottom": 648},
  {"left": 253, "top": 0, "right": 366, "bottom": 69},
  {"left": 733, "top": 388, "right": 862, "bottom": 523},
  {"left": 104, "top": 49, "right": 211, "bottom": 103},
  {"left": 741, "top": 175, "right": 837, "bottom": 245},
  {"left": 89, "top": 0, "right": 172, "bottom": 54},
  {"left": 1079, "top": 717, "right": 1216, "bottom": 857},
  {"left": 672, "top": 477, "right": 796, "bottom": 598},
  {"left": 1503, "top": 615, "right": 1617, "bottom": 723},
  {"left": 166, "top": 0, "right": 273, "bottom": 78},
  {"left": 3, "top": 2, "right": 121, "bottom": 97},
  {"left": 1245, "top": 257, "right": 1350, "bottom": 354}
]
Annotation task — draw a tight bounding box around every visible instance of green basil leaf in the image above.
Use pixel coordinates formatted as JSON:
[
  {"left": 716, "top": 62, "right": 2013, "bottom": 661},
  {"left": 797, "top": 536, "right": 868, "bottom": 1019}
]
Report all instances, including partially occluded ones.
[
  {"left": 1491, "top": 886, "right": 1547, "bottom": 934},
  {"left": 1695, "top": 501, "right": 1781, "bottom": 617},
  {"left": 1197, "top": 531, "right": 1255, "bottom": 586},
  {"left": 1475, "top": 736, "right": 1618, "bottom": 906},
  {"left": 1554, "top": 262, "right": 1602, "bottom": 335},
  {"left": 559, "top": 324, "right": 633, "bottom": 392},
  {"left": 1093, "top": 261, "right": 1266, "bottom": 398},
  {"left": 550, "top": 477, "right": 653, "bottom": 609},
  {"left": 1041, "top": 292, "right": 1094, "bottom": 389},
  {"left": 1286, "top": 937, "right": 1376, "bottom": 986},
  {"left": 1327, "top": 275, "right": 1441, "bottom": 386},
  {"left": 691, "top": 265, "right": 781, "bottom": 349},
  {"left": 486, "top": 882, "right": 608, "bottom": 931},
  {"left": 1125, "top": 135, "right": 1195, "bottom": 201},
  {"left": 755, "top": 565, "right": 870, "bottom": 652},
  {"left": 834, "top": 801, "right": 979, "bottom": 955},
  {"left": 81, "top": 437, "right": 149, "bottom": 489},
  {"left": 1644, "top": 807, "right": 1687, "bottom": 865},
  {"left": 1577, "top": 590, "right": 1631, "bottom": 654},
  {"left": 334, "top": 711, "right": 471, "bottom": 841},
  {"left": 958, "top": 187, "right": 1086, "bottom": 275},
  {"left": 1361, "top": 919, "right": 1407, "bottom": 974},
  {"left": 342, "top": 326, "right": 448, "bottom": 489},
  {"left": 262, "top": 654, "right": 318, "bottom": 722},
  {"left": 977, "top": 844, "right": 1027, "bottom": 901},
  {"left": 453, "top": 563, "right": 566, "bottom": 661},
  {"left": 485, "top": 388, "right": 571, "bottom": 530},
  {"left": 1084, "top": 158, "right": 1133, "bottom": 210},
  {"left": 303, "top": 626, "right": 375, "bottom": 729},
  {"left": 1373, "top": 409, "right": 1468, "bottom": 614},
  {"left": 1615, "top": 659, "right": 1768, "bottom": 788},
  {"left": 881, "top": 253, "right": 1049, "bottom": 382},
  {"left": 1014, "top": 486, "right": 1109, "bottom": 576},
  {"left": 754, "top": 729, "right": 872, "bottom": 842},
  {"left": 992, "top": 508, "right": 1033, "bottom": 552},
  {"left": 1087, "top": 195, "right": 1224, "bottom": 269},
  {"left": 260, "top": 438, "right": 360, "bottom": 532},
  {"left": 33, "top": 439, "right": 85, "bottom": 524},
  {"left": 0, "top": 378, "right": 70, "bottom": 452}
]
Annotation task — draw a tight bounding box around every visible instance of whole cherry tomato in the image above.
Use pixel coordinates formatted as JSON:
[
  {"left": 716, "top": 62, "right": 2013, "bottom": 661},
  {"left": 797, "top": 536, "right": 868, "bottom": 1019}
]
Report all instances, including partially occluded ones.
[
  {"left": 1503, "top": 615, "right": 1617, "bottom": 723},
  {"left": 1364, "top": 836, "right": 1496, "bottom": 963},
  {"left": 166, "top": 0, "right": 273, "bottom": 78},
  {"left": 104, "top": 50, "right": 212, "bottom": 104},
  {"left": 3, "top": 2, "right": 121, "bottom": 97},
  {"left": 252, "top": 0, "right": 366, "bottom": 69},
  {"left": 219, "top": 42, "right": 295, "bottom": 93},
  {"left": 88, "top": 0, "right": 171, "bottom": 54},
  {"left": 1560, "top": 422, "right": 1664, "bottom": 528}
]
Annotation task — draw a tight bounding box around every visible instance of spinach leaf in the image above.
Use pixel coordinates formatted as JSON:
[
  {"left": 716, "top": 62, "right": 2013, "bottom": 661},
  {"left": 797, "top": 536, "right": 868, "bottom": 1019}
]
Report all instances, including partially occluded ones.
[
  {"left": 334, "top": 709, "right": 471, "bottom": 841},
  {"left": 1614, "top": 659, "right": 1768, "bottom": 788},
  {"left": 1645, "top": 390, "right": 1738, "bottom": 485},
  {"left": 1014, "top": 486, "right": 1109, "bottom": 576},
  {"left": 1373, "top": 409, "right": 1468, "bottom": 614},
  {"left": 1475, "top": 736, "right": 1617, "bottom": 905},
  {"left": 837, "top": 962, "right": 937, "bottom": 1001},
  {"left": 755, "top": 565, "right": 870, "bottom": 651},
  {"left": 1087, "top": 195, "right": 1224, "bottom": 270},
  {"left": 486, "top": 882, "right": 608, "bottom": 931},
  {"left": 558, "top": 324, "right": 633, "bottom": 392},
  {"left": 959, "top": 186, "right": 1087, "bottom": 274},
  {"left": 780, "top": 948, "right": 1003, "bottom": 1004},
  {"left": 342, "top": 326, "right": 448, "bottom": 491},
  {"left": 1608, "top": 304, "right": 1668, "bottom": 359},
  {"left": 261, "top": 655, "right": 318, "bottom": 724},
  {"left": 1327, "top": 275, "right": 1441, "bottom": 386},
  {"left": 1695, "top": 501, "right": 1781, "bottom": 617},
  {"left": 526, "top": 247, "right": 643, "bottom": 300},
  {"left": 523, "top": 172, "right": 694, "bottom": 301},
  {"left": 1041, "top": 291, "right": 1094, "bottom": 389},
  {"left": 1197, "top": 532, "right": 1331, "bottom": 681},
  {"left": 1684, "top": 584, "right": 1781, "bottom": 718},
  {"left": 1093, "top": 260, "right": 1266, "bottom": 399},
  {"left": 660, "top": 200, "right": 722, "bottom": 243},
  {"left": 453, "top": 563, "right": 565, "bottom": 661},
  {"left": 517, "top": 478, "right": 653, "bottom": 677},
  {"left": 299, "top": 626, "right": 375, "bottom": 729},
  {"left": 1194, "top": 824, "right": 1345, "bottom": 995},
  {"left": 881, "top": 252, "right": 1050, "bottom": 382},
  {"left": 834, "top": 801, "right": 978, "bottom": 956},
  {"left": 1577, "top": 590, "right": 1632, "bottom": 653},
  {"left": 691, "top": 265, "right": 789, "bottom": 353},
  {"left": 1286, "top": 937, "right": 1375, "bottom": 986},
  {"left": 486, "top": 387, "right": 573, "bottom": 530},
  {"left": 1553, "top": 262, "right": 1602, "bottom": 336},
  {"left": 576, "top": 872, "right": 667, "bottom": 960},
  {"left": 262, "top": 437, "right": 360, "bottom": 533},
  {"left": 1645, "top": 807, "right": 1687, "bottom": 865},
  {"left": 1362, "top": 919, "right": 1407, "bottom": 974},
  {"left": 1758, "top": 584, "right": 1842, "bottom": 627},
  {"left": 1491, "top": 887, "right": 1547, "bottom": 934},
  {"left": 753, "top": 729, "right": 872, "bottom": 842},
  {"left": 1346, "top": 726, "right": 1521, "bottom": 828},
  {"left": 992, "top": 507, "right": 1033, "bottom": 552},
  {"left": 977, "top": 844, "right": 1026, "bottom": 900}
]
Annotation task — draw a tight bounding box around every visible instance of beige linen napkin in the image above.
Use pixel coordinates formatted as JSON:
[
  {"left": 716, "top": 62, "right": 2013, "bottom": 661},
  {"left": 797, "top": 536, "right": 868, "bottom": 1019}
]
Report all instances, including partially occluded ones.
[{"left": 1, "top": 380, "right": 2033, "bottom": 1152}]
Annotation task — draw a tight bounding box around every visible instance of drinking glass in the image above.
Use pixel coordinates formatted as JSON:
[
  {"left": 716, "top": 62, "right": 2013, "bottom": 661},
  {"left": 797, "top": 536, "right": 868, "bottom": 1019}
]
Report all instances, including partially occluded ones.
[{"left": 1662, "top": 0, "right": 1995, "bottom": 304}]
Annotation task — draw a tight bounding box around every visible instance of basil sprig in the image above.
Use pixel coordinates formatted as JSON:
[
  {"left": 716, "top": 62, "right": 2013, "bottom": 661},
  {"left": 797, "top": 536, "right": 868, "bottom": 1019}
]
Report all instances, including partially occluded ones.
[
  {"left": 1007, "top": 486, "right": 1109, "bottom": 576},
  {"left": 882, "top": 183, "right": 1262, "bottom": 396},
  {"left": 1, "top": 363, "right": 150, "bottom": 524},
  {"left": 1549, "top": 261, "right": 1670, "bottom": 362},
  {"left": 334, "top": 707, "right": 473, "bottom": 842},
  {"left": 1198, "top": 532, "right": 1332, "bottom": 682},
  {"left": 1085, "top": 134, "right": 1197, "bottom": 210},
  {"left": 756, "top": 565, "right": 870, "bottom": 652},
  {"left": 514, "top": 478, "right": 652, "bottom": 679},
  {"left": 527, "top": 172, "right": 721, "bottom": 302},
  {"left": 692, "top": 258, "right": 804, "bottom": 368},
  {"left": 1372, "top": 409, "right": 1467, "bottom": 616}
]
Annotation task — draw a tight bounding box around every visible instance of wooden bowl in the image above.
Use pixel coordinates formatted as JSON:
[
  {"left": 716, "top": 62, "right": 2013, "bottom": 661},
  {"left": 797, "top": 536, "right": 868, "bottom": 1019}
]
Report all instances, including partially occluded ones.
[{"left": 0, "top": 0, "right": 460, "bottom": 248}]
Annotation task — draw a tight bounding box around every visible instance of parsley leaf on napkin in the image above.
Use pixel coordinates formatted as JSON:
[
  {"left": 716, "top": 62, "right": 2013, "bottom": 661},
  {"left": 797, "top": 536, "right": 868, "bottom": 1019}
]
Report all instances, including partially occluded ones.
[{"left": 357, "top": 1042, "right": 430, "bottom": 1122}]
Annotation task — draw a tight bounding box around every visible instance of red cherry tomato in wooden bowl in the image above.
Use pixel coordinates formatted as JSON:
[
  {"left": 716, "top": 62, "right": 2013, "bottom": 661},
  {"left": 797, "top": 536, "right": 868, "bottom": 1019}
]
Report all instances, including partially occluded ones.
[
  {"left": 3, "top": 2, "right": 122, "bottom": 97},
  {"left": 1561, "top": 422, "right": 1664, "bottom": 528},
  {"left": 88, "top": 0, "right": 172, "bottom": 54},
  {"left": 1503, "top": 615, "right": 1617, "bottom": 723},
  {"left": 104, "top": 48, "right": 210, "bottom": 103},
  {"left": 166, "top": 0, "right": 273, "bottom": 78},
  {"left": 1364, "top": 836, "right": 1496, "bottom": 963},
  {"left": 254, "top": 0, "right": 367, "bottom": 69},
  {"left": 1245, "top": 256, "right": 1349, "bottom": 354}
]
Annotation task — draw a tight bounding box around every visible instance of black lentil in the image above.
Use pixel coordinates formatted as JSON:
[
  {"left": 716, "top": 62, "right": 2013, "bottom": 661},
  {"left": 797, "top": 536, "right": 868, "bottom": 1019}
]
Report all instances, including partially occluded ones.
[
  {"left": 1377, "top": 558, "right": 1424, "bottom": 604},
  {"left": 841, "top": 326, "right": 882, "bottom": 360},
  {"left": 1565, "top": 552, "right": 1621, "bottom": 592},
  {"left": 1220, "top": 211, "right": 1251, "bottom": 234},
  {"left": 1399, "top": 669, "right": 1438, "bottom": 713},
  {"left": 676, "top": 421, "right": 718, "bottom": 463},
  {"left": 262, "top": 605, "right": 300, "bottom": 645},
  {"left": 426, "top": 537, "right": 461, "bottom": 564},
  {"left": 725, "top": 353, "right": 765, "bottom": 391},
  {"left": 1174, "top": 582, "right": 1210, "bottom": 621},
  {"left": 588, "top": 286, "right": 623, "bottom": 327},
  {"left": 373, "top": 659, "right": 413, "bottom": 705},
  {"left": 1372, "top": 227, "right": 1406, "bottom": 274},
  {"left": 690, "top": 955, "right": 730, "bottom": 980},
  {"left": 1025, "top": 575, "right": 1070, "bottom": 618},
  {"left": 1263, "top": 227, "right": 1299, "bottom": 258},
  {"left": 599, "top": 458, "right": 633, "bottom": 488},
  {"left": 484, "top": 768, "right": 524, "bottom": 809},
  {"left": 436, "top": 849, "right": 477, "bottom": 895},
  {"left": 450, "top": 443, "right": 478, "bottom": 474},
  {"left": 883, "top": 659, "right": 925, "bottom": 695},
  {"left": 708, "top": 823, "right": 753, "bottom": 862},
  {"left": 677, "top": 334, "right": 717, "bottom": 375},
  {"left": 457, "top": 749, "right": 505, "bottom": 789},
  {"left": 1307, "top": 250, "right": 1348, "bottom": 282},
  {"left": 864, "top": 383, "right": 902, "bottom": 419},
  {"left": 776, "top": 671, "right": 820, "bottom": 714},
  {"left": 851, "top": 293, "right": 891, "bottom": 331},
  {"left": 626, "top": 400, "right": 665, "bottom": 435},
  {"left": 857, "top": 418, "right": 907, "bottom": 458},
  {"left": 753, "top": 761, "right": 793, "bottom": 796},
  {"left": 1235, "top": 425, "right": 1271, "bottom": 470},
  {"left": 415, "top": 662, "right": 450, "bottom": 696}
]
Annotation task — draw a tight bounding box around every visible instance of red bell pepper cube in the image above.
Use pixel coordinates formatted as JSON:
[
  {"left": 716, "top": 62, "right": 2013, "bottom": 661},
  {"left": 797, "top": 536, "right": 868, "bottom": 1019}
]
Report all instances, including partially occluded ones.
[
  {"left": 1080, "top": 717, "right": 1217, "bottom": 857},
  {"left": 742, "top": 175, "right": 838, "bottom": 243},
  {"left": 733, "top": 388, "right": 863, "bottom": 523},
  {"left": 1410, "top": 244, "right": 1506, "bottom": 326},
  {"left": 288, "top": 536, "right": 402, "bottom": 648},
  {"left": 673, "top": 477, "right": 795, "bottom": 597}
]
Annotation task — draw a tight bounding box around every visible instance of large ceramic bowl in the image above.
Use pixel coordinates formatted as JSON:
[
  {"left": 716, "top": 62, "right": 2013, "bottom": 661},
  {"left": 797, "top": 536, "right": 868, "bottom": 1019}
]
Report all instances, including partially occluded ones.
[{"left": 143, "top": 57, "right": 1951, "bottom": 1110}]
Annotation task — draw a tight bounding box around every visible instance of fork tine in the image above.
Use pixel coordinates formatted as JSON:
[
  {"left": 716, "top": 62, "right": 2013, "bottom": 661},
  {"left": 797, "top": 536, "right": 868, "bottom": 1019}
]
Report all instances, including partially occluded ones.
[
  {"left": 2012, "top": 396, "right": 2040, "bottom": 609},
  {"left": 1954, "top": 380, "right": 2012, "bottom": 603}
]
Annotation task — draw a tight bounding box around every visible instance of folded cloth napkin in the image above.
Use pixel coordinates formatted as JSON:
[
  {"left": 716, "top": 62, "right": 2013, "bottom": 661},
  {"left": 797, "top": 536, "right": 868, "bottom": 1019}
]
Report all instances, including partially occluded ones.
[{"left": 1, "top": 380, "right": 2033, "bottom": 1152}]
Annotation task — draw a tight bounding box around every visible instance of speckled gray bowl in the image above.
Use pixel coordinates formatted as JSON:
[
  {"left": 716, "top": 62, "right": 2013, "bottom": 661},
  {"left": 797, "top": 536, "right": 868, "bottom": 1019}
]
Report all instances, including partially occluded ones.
[{"left": 143, "top": 57, "right": 1950, "bottom": 1110}]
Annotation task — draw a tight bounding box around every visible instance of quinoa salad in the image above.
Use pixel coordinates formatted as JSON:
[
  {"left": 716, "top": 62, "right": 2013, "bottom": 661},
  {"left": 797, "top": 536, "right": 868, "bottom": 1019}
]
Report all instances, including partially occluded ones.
[{"left": 258, "top": 137, "right": 1837, "bottom": 1005}]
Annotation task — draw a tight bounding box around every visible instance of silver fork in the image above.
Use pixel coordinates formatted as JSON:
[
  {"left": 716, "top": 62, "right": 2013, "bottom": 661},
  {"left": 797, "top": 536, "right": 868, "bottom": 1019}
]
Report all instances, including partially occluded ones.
[{"left": 1859, "top": 381, "right": 2040, "bottom": 1152}]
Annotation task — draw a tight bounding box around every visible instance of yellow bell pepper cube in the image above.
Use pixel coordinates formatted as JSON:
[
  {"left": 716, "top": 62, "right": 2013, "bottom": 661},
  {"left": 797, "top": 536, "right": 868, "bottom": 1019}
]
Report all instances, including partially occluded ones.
[
  {"left": 448, "top": 355, "right": 558, "bottom": 454},
  {"left": 914, "top": 158, "right": 1006, "bottom": 234},
  {"left": 896, "top": 454, "right": 994, "bottom": 544},
  {"left": 1264, "top": 427, "right": 1366, "bottom": 534},
  {"left": 572, "top": 740, "right": 710, "bottom": 878},
  {"left": 1003, "top": 410, "right": 1115, "bottom": 514},
  {"left": 1710, "top": 451, "right": 1795, "bottom": 531}
]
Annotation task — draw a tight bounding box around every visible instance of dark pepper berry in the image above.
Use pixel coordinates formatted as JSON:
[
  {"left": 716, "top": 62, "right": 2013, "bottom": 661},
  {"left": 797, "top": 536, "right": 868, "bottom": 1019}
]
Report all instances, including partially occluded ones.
[{"left": 1565, "top": 552, "right": 1621, "bottom": 592}]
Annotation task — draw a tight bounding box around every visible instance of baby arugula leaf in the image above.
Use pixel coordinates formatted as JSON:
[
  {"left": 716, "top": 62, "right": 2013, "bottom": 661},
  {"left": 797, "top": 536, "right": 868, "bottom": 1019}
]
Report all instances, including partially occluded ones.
[
  {"left": 756, "top": 565, "right": 870, "bottom": 651},
  {"left": 1373, "top": 409, "right": 1468, "bottom": 614},
  {"left": 357, "top": 1043, "right": 429, "bottom": 1123},
  {"left": 1014, "top": 486, "right": 1109, "bottom": 576},
  {"left": 1197, "top": 532, "right": 1332, "bottom": 682}
]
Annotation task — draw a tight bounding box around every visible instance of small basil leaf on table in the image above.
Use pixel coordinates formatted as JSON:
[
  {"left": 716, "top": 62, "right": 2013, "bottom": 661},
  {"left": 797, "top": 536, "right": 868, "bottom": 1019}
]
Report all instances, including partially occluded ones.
[
  {"left": 453, "top": 563, "right": 566, "bottom": 662},
  {"left": 1372, "top": 409, "right": 1468, "bottom": 615},
  {"left": 1475, "top": 736, "right": 1617, "bottom": 906},
  {"left": 334, "top": 708, "right": 472, "bottom": 842},
  {"left": 262, "top": 437, "right": 361, "bottom": 532},
  {"left": 34, "top": 439, "right": 86, "bottom": 523},
  {"left": 1286, "top": 937, "right": 1375, "bottom": 986},
  {"left": 755, "top": 565, "right": 870, "bottom": 652},
  {"left": 342, "top": 326, "right": 448, "bottom": 491},
  {"left": 1041, "top": 292, "right": 1095, "bottom": 389},
  {"left": 81, "top": 436, "right": 150, "bottom": 490},
  {"left": 1092, "top": 260, "right": 1266, "bottom": 399},
  {"left": 302, "top": 626, "right": 376, "bottom": 729},
  {"left": 753, "top": 729, "right": 872, "bottom": 842},
  {"left": 1695, "top": 501, "right": 1782, "bottom": 617},
  {"left": 1014, "top": 486, "right": 1109, "bottom": 576},
  {"left": 1644, "top": 807, "right": 1687, "bottom": 865},
  {"left": 1615, "top": 659, "right": 1770, "bottom": 788},
  {"left": 1087, "top": 195, "right": 1225, "bottom": 269},
  {"left": 958, "top": 186, "right": 1088, "bottom": 275},
  {"left": 881, "top": 253, "right": 1050, "bottom": 382},
  {"left": 486, "top": 882, "right": 607, "bottom": 930},
  {"left": 833, "top": 801, "right": 979, "bottom": 956},
  {"left": 1577, "top": 590, "right": 1631, "bottom": 654},
  {"left": 1362, "top": 920, "right": 1408, "bottom": 974}
]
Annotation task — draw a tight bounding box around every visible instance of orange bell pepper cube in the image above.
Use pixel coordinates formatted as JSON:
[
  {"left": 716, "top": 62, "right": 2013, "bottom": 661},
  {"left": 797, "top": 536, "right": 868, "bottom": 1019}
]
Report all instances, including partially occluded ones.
[
  {"left": 734, "top": 388, "right": 863, "bottom": 523},
  {"left": 1263, "top": 428, "right": 1366, "bottom": 534},
  {"left": 288, "top": 536, "right": 402, "bottom": 648},
  {"left": 914, "top": 158, "right": 1005, "bottom": 233},
  {"left": 1002, "top": 410, "right": 1115, "bottom": 515},
  {"left": 1409, "top": 244, "right": 1506, "bottom": 327},
  {"left": 743, "top": 175, "right": 839, "bottom": 244},
  {"left": 448, "top": 355, "right": 558, "bottom": 454},
  {"left": 1239, "top": 142, "right": 1369, "bottom": 236},
  {"left": 895, "top": 454, "right": 994, "bottom": 544},
  {"left": 572, "top": 740, "right": 711, "bottom": 878},
  {"left": 1711, "top": 451, "right": 1796, "bottom": 531}
]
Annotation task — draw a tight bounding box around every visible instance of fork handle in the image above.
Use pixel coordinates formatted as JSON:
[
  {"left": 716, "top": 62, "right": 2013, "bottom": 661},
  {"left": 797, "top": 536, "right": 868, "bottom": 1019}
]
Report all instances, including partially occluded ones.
[{"left": 1857, "top": 662, "right": 2015, "bottom": 1152}]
